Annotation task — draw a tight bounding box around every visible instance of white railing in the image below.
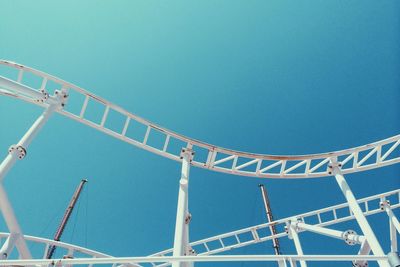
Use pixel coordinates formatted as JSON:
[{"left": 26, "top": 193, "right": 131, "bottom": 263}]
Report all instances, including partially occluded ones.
[{"left": 1, "top": 60, "right": 400, "bottom": 179}]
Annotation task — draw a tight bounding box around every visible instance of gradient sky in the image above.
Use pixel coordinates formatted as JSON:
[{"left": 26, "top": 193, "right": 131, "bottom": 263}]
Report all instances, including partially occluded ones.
[{"left": 0, "top": 1, "right": 399, "bottom": 267}]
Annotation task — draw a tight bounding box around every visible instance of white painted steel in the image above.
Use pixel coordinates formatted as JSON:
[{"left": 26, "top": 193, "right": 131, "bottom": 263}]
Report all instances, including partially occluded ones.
[
  {"left": 332, "top": 166, "right": 389, "bottom": 267},
  {"left": 294, "top": 221, "right": 365, "bottom": 244},
  {"left": 288, "top": 221, "right": 307, "bottom": 267},
  {"left": 0, "top": 189, "right": 397, "bottom": 267},
  {"left": 382, "top": 202, "right": 400, "bottom": 252},
  {"left": 0, "top": 255, "right": 392, "bottom": 266},
  {"left": 172, "top": 149, "right": 192, "bottom": 267},
  {"left": 1, "top": 60, "right": 400, "bottom": 178},
  {"left": 0, "top": 232, "right": 112, "bottom": 258},
  {"left": 0, "top": 99, "right": 59, "bottom": 260},
  {"left": 0, "top": 104, "right": 56, "bottom": 182},
  {"left": 354, "top": 240, "right": 371, "bottom": 267},
  {"left": 151, "top": 188, "right": 400, "bottom": 263},
  {"left": 0, "top": 231, "right": 17, "bottom": 259},
  {"left": 1, "top": 60, "right": 400, "bottom": 267},
  {"left": 0, "top": 185, "right": 31, "bottom": 259}
]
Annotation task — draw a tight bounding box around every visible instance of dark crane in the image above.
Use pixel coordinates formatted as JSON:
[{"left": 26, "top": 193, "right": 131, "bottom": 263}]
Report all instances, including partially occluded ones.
[
  {"left": 46, "top": 179, "right": 88, "bottom": 259},
  {"left": 259, "top": 184, "right": 281, "bottom": 256}
]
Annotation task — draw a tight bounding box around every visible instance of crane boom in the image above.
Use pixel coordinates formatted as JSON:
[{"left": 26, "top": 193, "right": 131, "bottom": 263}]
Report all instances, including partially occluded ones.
[
  {"left": 259, "top": 184, "right": 281, "bottom": 256},
  {"left": 46, "top": 179, "right": 88, "bottom": 259}
]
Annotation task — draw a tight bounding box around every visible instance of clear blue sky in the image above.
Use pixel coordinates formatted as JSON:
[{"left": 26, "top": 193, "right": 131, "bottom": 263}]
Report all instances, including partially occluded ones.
[{"left": 0, "top": 1, "right": 399, "bottom": 267}]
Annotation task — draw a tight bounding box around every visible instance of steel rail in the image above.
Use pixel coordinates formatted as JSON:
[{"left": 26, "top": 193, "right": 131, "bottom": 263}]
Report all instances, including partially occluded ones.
[
  {"left": 0, "top": 255, "right": 391, "bottom": 266},
  {"left": 150, "top": 188, "right": 400, "bottom": 266},
  {"left": 0, "top": 189, "right": 397, "bottom": 266},
  {"left": 1, "top": 60, "right": 400, "bottom": 178}
]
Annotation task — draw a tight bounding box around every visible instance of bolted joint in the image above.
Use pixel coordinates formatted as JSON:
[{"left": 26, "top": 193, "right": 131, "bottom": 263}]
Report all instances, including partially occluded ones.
[
  {"left": 185, "top": 213, "right": 192, "bottom": 224},
  {"left": 342, "top": 229, "right": 357, "bottom": 246},
  {"left": 388, "top": 252, "right": 400, "bottom": 267},
  {"left": 8, "top": 145, "right": 27, "bottom": 160},
  {"left": 180, "top": 148, "right": 195, "bottom": 162},
  {"left": 353, "top": 261, "right": 368, "bottom": 267},
  {"left": 35, "top": 89, "right": 49, "bottom": 103},
  {"left": 327, "top": 160, "right": 342, "bottom": 175},
  {"left": 285, "top": 218, "right": 302, "bottom": 238},
  {"left": 186, "top": 247, "right": 197, "bottom": 256},
  {"left": 380, "top": 200, "right": 390, "bottom": 210},
  {"left": 284, "top": 225, "right": 289, "bottom": 234},
  {"left": 54, "top": 89, "right": 69, "bottom": 108}
]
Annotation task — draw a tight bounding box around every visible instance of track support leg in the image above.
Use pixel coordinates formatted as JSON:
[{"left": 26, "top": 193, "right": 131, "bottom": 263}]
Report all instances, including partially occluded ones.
[
  {"left": 329, "top": 161, "right": 390, "bottom": 267},
  {"left": 287, "top": 219, "right": 307, "bottom": 267},
  {"left": 172, "top": 148, "right": 194, "bottom": 267},
  {"left": 0, "top": 104, "right": 58, "bottom": 260},
  {"left": 381, "top": 200, "right": 400, "bottom": 253}
]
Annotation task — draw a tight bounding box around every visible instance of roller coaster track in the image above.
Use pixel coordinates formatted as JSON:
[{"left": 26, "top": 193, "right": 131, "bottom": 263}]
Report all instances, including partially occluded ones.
[
  {"left": 1, "top": 60, "right": 400, "bottom": 267},
  {"left": 0, "top": 188, "right": 398, "bottom": 266},
  {"left": 1, "top": 60, "right": 400, "bottom": 179}
]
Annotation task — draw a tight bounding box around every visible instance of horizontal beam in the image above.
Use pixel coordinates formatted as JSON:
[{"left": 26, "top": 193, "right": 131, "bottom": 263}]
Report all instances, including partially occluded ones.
[
  {"left": 0, "top": 255, "right": 391, "bottom": 266},
  {"left": 151, "top": 189, "right": 400, "bottom": 259},
  {"left": 295, "top": 221, "right": 365, "bottom": 244}
]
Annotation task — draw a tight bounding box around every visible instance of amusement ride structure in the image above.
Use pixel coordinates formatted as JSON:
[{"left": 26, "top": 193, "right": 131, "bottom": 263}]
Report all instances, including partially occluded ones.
[{"left": 0, "top": 60, "right": 399, "bottom": 267}]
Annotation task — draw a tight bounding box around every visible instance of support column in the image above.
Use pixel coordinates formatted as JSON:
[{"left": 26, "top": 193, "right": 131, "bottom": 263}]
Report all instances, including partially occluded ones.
[
  {"left": 330, "top": 162, "right": 390, "bottom": 267},
  {"left": 381, "top": 201, "right": 400, "bottom": 253},
  {"left": 172, "top": 148, "right": 194, "bottom": 267},
  {"left": 0, "top": 185, "right": 31, "bottom": 259},
  {"left": 287, "top": 219, "right": 307, "bottom": 267},
  {"left": 0, "top": 104, "right": 56, "bottom": 182},
  {"left": 0, "top": 233, "right": 18, "bottom": 259},
  {"left": 0, "top": 102, "right": 60, "bottom": 260}
]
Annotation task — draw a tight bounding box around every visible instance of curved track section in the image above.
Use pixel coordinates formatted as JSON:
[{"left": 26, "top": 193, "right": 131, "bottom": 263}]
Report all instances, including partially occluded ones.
[
  {"left": 1, "top": 60, "right": 399, "bottom": 178},
  {"left": 1, "top": 189, "right": 398, "bottom": 266},
  {"left": 150, "top": 188, "right": 400, "bottom": 266}
]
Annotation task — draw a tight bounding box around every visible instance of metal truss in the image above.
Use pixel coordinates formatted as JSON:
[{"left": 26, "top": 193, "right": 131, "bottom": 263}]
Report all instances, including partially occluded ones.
[
  {"left": 1, "top": 60, "right": 400, "bottom": 179},
  {"left": 1, "top": 61, "right": 400, "bottom": 267},
  {"left": 150, "top": 188, "right": 400, "bottom": 266},
  {"left": 0, "top": 189, "right": 398, "bottom": 266}
]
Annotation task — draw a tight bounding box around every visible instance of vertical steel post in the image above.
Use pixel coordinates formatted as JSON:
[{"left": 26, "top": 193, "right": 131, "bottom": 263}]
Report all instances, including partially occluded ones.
[
  {"left": 288, "top": 220, "right": 307, "bottom": 267},
  {"left": 330, "top": 163, "right": 390, "bottom": 267},
  {"left": 382, "top": 201, "right": 400, "bottom": 253},
  {"left": 0, "top": 184, "right": 31, "bottom": 259},
  {"left": 172, "top": 148, "right": 194, "bottom": 267}
]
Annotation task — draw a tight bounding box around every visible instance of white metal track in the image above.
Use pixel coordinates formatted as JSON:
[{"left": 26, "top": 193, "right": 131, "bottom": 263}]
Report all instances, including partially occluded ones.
[
  {"left": 150, "top": 188, "right": 400, "bottom": 266},
  {"left": 1, "top": 60, "right": 400, "bottom": 179},
  {"left": 0, "top": 189, "right": 397, "bottom": 266}
]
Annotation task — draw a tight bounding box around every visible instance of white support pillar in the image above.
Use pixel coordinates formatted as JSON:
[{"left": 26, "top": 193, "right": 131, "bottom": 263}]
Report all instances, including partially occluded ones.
[
  {"left": 0, "top": 185, "right": 31, "bottom": 259},
  {"left": 354, "top": 240, "right": 371, "bottom": 267},
  {"left": 295, "top": 221, "right": 365, "bottom": 245},
  {"left": 172, "top": 148, "right": 194, "bottom": 267},
  {"left": 381, "top": 201, "right": 400, "bottom": 253},
  {"left": 330, "top": 162, "right": 390, "bottom": 267},
  {"left": 287, "top": 220, "right": 307, "bottom": 267},
  {"left": 0, "top": 100, "right": 61, "bottom": 260},
  {"left": 0, "top": 233, "right": 18, "bottom": 259},
  {"left": 0, "top": 104, "right": 57, "bottom": 182}
]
